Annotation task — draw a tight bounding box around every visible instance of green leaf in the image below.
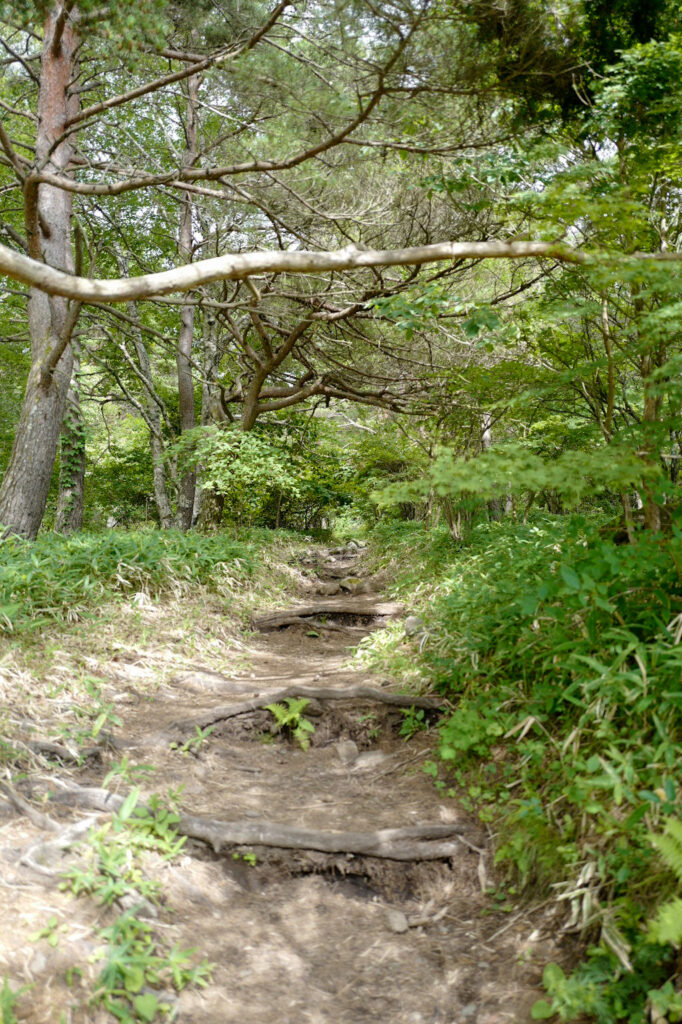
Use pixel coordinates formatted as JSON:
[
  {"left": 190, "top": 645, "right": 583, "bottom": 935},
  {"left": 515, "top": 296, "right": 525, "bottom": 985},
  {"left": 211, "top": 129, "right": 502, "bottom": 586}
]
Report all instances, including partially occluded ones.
[
  {"left": 118, "top": 787, "right": 141, "bottom": 822},
  {"left": 123, "top": 964, "right": 145, "bottom": 993},
  {"left": 560, "top": 566, "right": 581, "bottom": 590},
  {"left": 0, "top": 603, "right": 20, "bottom": 624},
  {"left": 133, "top": 992, "right": 159, "bottom": 1021},
  {"left": 542, "top": 962, "right": 565, "bottom": 988},
  {"left": 91, "top": 711, "right": 108, "bottom": 737},
  {"left": 531, "top": 999, "right": 556, "bottom": 1019}
]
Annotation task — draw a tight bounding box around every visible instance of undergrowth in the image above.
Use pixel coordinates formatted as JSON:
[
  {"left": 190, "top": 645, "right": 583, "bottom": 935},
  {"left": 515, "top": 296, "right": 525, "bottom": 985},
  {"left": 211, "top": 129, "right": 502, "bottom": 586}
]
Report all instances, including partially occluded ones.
[
  {"left": 362, "top": 515, "right": 682, "bottom": 1023},
  {"left": 0, "top": 527, "right": 307, "bottom": 633},
  {"left": 0, "top": 530, "right": 256, "bottom": 632}
]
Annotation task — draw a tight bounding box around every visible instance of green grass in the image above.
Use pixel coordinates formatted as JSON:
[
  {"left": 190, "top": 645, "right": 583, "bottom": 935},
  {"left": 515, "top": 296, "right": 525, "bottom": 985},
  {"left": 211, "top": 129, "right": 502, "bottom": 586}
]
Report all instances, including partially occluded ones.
[{"left": 0, "top": 529, "right": 256, "bottom": 632}]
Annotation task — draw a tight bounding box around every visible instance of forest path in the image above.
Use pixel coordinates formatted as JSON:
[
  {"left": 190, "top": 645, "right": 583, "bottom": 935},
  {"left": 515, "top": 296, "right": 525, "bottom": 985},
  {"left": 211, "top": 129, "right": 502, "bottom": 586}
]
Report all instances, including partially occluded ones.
[{"left": 1, "top": 545, "right": 560, "bottom": 1024}]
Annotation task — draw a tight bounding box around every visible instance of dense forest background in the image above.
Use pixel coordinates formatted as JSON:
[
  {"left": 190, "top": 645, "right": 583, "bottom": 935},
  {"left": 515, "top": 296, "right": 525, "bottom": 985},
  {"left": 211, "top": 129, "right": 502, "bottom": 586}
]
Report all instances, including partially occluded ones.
[{"left": 2, "top": 0, "right": 682, "bottom": 1020}]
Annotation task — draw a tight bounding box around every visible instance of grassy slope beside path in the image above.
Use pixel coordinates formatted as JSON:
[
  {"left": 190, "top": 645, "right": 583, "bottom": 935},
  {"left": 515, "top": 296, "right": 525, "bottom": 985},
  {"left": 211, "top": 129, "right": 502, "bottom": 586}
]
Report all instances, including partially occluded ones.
[{"left": 358, "top": 516, "right": 682, "bottom": 1024}]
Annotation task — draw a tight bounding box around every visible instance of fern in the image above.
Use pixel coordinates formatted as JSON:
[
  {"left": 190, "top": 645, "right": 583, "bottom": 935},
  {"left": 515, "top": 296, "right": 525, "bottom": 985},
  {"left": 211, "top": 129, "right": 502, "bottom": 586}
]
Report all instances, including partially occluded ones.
[
  {"left": 265, "top": 698, "right": 315, "bottom": 751},
  {"left": 652, "top": 820, "right": 682, "bottom": 880},
  {"left": 648, "top": 819, "right": 682, "bottom": 946}
]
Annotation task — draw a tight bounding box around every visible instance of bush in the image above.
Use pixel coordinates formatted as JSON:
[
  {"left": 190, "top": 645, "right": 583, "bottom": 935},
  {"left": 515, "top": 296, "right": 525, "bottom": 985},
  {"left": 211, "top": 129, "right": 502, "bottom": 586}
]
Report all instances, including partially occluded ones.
[{"left": 365, "top": 513, "right": 682, "bottom": 1021}]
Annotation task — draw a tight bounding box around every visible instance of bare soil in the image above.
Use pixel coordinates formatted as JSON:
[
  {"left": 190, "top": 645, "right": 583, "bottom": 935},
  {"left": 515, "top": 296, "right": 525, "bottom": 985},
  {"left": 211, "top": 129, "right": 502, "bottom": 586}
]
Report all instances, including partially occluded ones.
[{"left": 0, "top": 546, "right": 568, "bottom": 1023}]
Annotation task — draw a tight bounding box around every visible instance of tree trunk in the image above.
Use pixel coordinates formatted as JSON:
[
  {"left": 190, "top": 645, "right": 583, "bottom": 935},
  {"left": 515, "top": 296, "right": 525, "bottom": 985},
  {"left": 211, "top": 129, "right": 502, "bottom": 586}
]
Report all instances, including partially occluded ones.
[
  {"left": 131, "top": 320, "right": 174, "bottom": 529},
  {"left": 175, "top": 74, "right": 199, "bottom": 530},
  {"left": 55, "top": 345, "right": 85, "bottom": 533},
  {"left": 481, "top": 411, "right": 503, "bottom": 520},
  {"left": 197, "top": 487, "right": 225, "bottom": 531},
  {"left": 0, "top": 6, "right": 79, "bottom": 539},
  {"left": 193, "top": 308, "right": 225, "bottom": 529},
  {"left": 640, "top": 350, "right": 664, "bottom": 531}
]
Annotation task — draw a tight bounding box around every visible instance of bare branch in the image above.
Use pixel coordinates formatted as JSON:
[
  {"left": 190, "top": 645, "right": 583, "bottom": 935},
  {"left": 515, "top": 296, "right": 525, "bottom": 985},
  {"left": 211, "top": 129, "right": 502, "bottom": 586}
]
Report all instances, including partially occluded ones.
[{"left": 0, "top": 238, "right": 591, "bottom": 303}]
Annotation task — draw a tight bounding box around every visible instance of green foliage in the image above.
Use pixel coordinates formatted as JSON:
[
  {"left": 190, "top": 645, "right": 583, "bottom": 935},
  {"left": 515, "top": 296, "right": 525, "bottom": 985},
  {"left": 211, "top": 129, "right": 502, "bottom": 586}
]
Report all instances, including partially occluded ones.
[
  {"left": 2, "top": 0, "right": 171, "bottom": 53},
  {"left": 57, "top": 789, "right": 211, "bottom": 1023},
  {"left": 173, "top": 421, "right": 351, "bottom": 531},
  {"left": 92, "top": 908, "right": 211, "bottom": 1023},
  {"left": 169, "top": 726, "right": 214, "bottom": 756},
  {"left": 84, "top": 417, "right": 155, "bottom": 528},
  {"left": 0, "top": 977, "right": 29, "bottom": 1024},
  {"left": 0, "top": 530, "right": 253, "bottom": 631},
  {"left": 376, "top": 442, "right": 662, "bottom": 508},
  {"left": 371, "top": 283, "right": 454, "bottom": 340},
  {"left": 398, "top": 706, "right": 429, "bottom": 739},
  {"left": 363, "top": 514, "right": 682, "bottom": 1021},
  {"left": 648, "top": 819, "right": 682, "bottom": 947},
  {"left": 531, "top": 943, "right": 680, "bottom": 1023},
  {"left": 61, "top": 790, "right": 185, "bottom": 906},
  {"left": 265, "top": 697, "right": 315, "bottom": 750}
]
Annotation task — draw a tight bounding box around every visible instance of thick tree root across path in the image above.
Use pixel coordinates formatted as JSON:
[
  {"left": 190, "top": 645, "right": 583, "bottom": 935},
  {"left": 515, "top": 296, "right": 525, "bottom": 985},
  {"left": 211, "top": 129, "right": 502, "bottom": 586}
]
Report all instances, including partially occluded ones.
[{"left": 0, "top": 545, "right": 565, "bottom": 1023}]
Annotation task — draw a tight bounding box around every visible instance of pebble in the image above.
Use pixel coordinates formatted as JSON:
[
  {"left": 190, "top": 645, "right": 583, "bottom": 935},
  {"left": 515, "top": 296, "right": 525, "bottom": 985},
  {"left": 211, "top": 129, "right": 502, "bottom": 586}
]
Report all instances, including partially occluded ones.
[
  {"left": 29, "top": 951, "right": 48, "bottom": 975},
  {"left": 460, "top": 1004, "right": 478, "bottom": 1019},
  {"left": 334, "top": 740, "right": 359, "bottom": 765},
  {"left": 404, "top": 615, "right": 425, "bottom": 637},
  {"left": 385, "top": 909, "right": 409, "bottom": 933}
]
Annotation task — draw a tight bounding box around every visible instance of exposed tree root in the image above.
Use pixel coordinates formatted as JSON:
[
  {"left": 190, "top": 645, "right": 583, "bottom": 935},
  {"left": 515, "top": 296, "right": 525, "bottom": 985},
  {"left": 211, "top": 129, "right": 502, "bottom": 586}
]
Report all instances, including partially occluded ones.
[
  {"left": 178, "top": 816, "right": 464, "bottom": 861},
  {"left": 171, "top": 684, "right": 444, "bottom": 732},
  {"left": 30, "top": 781, "right": 465, "bottom": 862},
  {"left": 25, "top": 739, "right": 102, "bottom": 764},
  {"left": 252, "top": 599, "right": 403, "bottom": 631}
]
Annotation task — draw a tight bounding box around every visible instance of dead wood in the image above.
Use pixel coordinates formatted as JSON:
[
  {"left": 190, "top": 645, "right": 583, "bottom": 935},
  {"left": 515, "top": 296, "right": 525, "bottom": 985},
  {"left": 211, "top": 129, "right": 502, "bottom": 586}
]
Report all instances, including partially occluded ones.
[
  {"left": 252, "top": 599, "right": 403, "bottom": 631},
  {"left": 171, "top": 684, "right": 443, "bottom": 732},
  {"left": 43, "top": 782, "right": 465, "bottom": 862}
]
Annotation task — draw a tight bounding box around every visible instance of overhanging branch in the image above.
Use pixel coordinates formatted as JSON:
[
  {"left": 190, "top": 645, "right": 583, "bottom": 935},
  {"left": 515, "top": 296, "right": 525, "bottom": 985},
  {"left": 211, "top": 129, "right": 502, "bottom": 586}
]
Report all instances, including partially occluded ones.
[{"left": 0, "top": 239, "right": 589, "bottom": 302}]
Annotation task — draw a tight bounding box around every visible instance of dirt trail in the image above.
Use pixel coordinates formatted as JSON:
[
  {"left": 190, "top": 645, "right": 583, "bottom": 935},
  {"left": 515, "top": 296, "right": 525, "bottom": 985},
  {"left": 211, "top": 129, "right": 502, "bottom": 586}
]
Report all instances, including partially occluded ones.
[{"left": 0, "top": 546, "right": 562, "bottom": 1023}]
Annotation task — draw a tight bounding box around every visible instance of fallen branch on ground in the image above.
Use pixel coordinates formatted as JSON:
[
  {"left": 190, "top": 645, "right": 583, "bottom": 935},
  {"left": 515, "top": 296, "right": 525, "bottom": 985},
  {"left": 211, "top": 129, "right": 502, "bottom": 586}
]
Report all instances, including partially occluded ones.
[{"left": 171, "top": 684, "right": 444, "bottom": 732}]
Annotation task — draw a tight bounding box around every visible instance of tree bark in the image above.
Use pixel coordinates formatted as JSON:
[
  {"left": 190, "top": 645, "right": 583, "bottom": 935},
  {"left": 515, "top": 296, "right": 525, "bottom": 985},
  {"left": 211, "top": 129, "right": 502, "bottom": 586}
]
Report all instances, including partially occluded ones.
[
  {"left": 133, "top": 327, "right": 174, "bottom": 529},
  {"left": 195, "top": 308, "right": 225, "bottom": 529},
  {"left": 0, "top": 5, "right": 79, "bottom": 539},
  {"left": 175, "top": 73, "right": 199, "bottom": 530},
  {"left": 55, "top": 344, "right": 85, "bottom": 533}
]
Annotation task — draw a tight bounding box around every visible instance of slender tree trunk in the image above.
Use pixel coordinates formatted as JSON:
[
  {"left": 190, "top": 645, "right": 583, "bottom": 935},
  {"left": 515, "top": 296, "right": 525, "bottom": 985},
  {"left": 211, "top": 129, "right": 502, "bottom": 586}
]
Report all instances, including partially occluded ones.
[
  {"left": 641, "top": 350, "right": 664, "bottom": 531},
  {"left": 193, "top": 309, "right": 223, "bottom": 528},
  {"left": 55, "top": 344, "right": 85, "bottom": 532},
  {"left": 115, "top": 251, "right": 175, "bottom": 529},
  {"left": 134, "top": 334, "right": 174, "bottom": 529},
  {"left": 175, "top": 74, "right": 199, "bottom": 530},
  {"left": 481, "top": 411, "right": 502, "bottom": 520},
  {"left": 0, "top": 6, "right": 79, "bottom": 539}
]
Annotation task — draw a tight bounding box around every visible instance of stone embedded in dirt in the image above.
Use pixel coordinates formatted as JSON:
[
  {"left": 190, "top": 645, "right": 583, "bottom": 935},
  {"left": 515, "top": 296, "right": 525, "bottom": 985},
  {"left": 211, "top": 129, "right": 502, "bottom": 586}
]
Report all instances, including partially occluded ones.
[
  {"left": 339, "top": 577, "right": 373, "bottom": 595},
  {"left": 385, "top": 909, "right": 409, "bottom": 933},
  {"left": 316, "top": 582, "right": 341, "bottom": 596},
  {"left": 404, "top": 615, "right": 425, "bottom": 637},
  {"left": 30, "top": 951, "right": 48, "bottom": 975},
  {"left": 335, "top": 739, "right": 359, "bottom": 765},
  {"left": 460, "top": 1003, "right": 478, "bottom": 1018}
]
